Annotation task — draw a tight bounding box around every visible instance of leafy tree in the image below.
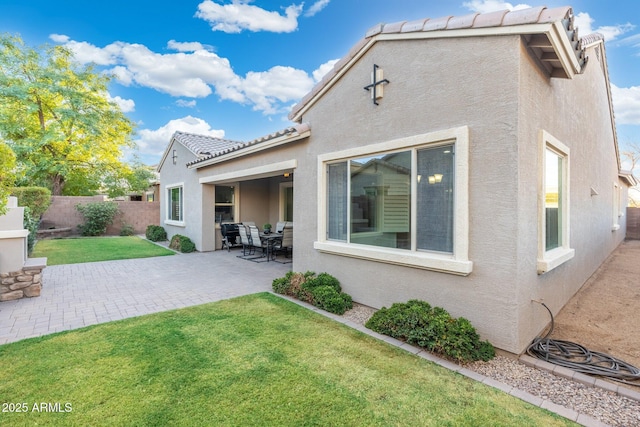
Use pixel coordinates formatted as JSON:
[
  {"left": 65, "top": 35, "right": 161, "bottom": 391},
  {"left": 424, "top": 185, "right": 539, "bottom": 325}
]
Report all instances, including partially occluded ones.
[
  {"left": 0, "top": 142, "right": 16, "bottom": 215},
  {"left": 0, "top": 33, "right": 136, "bottom": 196}
]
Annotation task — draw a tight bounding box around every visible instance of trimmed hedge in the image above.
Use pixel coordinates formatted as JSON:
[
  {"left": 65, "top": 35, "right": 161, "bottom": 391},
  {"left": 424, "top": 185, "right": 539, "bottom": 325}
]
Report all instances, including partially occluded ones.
[
  {"left": 145, "top": 225, "right": 167, "bottom": 241},
  {"left": 169, "top": 234, "right": 196, "bottom": 253},
  {"left": 272, "top": 271, "right": 353, "bottom": 315},
  {"left": 365, "top": 300, "right": 495, "bottom": 363}
]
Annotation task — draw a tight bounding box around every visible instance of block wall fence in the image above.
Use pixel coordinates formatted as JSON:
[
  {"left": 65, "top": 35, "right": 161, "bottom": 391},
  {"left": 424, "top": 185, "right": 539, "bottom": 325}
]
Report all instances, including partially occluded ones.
[
  {"left": 39, "top": 196, "right": 160, "bottom": 236},
  {"left": 627, "top": 207, "right": 640, "bottom": 240}
]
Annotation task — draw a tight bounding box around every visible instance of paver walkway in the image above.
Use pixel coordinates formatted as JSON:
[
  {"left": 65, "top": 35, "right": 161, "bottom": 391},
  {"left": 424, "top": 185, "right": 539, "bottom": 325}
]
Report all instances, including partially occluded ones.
[{"left": 0, "top": 250, "right": 290, "bottom": 345}]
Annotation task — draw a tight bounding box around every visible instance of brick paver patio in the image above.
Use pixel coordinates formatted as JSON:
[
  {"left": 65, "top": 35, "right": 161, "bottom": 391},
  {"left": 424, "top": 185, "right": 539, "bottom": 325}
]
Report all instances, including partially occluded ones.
[{"left": 0, "top": 250, "right": 290, "bottom": 344}]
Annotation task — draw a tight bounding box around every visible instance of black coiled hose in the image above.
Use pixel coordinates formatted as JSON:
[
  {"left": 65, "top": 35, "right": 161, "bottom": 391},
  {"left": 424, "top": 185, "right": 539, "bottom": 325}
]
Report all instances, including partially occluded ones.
[{"left": 527, "top": 302, "right": 640, "bottom": 385}]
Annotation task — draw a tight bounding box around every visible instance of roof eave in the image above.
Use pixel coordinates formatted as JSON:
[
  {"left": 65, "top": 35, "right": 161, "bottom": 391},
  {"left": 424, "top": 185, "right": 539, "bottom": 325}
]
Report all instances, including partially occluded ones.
[{"left": 188, "top": 127, "right": 311, "bottom": 169}]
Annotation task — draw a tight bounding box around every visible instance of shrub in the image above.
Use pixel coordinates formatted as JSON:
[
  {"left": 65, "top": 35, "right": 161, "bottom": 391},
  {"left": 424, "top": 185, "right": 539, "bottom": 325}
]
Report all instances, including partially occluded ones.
[
  {"left": 169, "top": 234, "right": 196, "bottom": 253},
  {"left": 145, "top": 225, "right": 167, "bottom": 242},
  {"left": 272, "top": 271, "right": 353, "bottom": 315},
  {"left": 11, "top": 187, "right": 52, "bottom": 218},
  {"left": 76, "top": 201, "right": 119, "bottom": 236},
  {"left": 120, "top": 223, "right": 135, "bottom": 236},
  {"left": 11, "top": 187, "right": 52, "bottom": 251},
  {"left": 365, "top": 300, "right": 495, "bottom": 363}
]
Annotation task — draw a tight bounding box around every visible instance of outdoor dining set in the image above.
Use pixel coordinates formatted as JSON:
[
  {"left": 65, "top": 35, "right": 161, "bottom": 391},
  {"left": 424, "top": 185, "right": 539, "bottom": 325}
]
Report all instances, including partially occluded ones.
[{"left": 220, "top": 221, "right": 293, "bottom": 263}]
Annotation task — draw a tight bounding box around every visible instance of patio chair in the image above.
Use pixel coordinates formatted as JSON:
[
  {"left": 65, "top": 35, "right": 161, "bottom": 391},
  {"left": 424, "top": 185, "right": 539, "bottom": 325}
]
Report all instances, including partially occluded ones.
[
  {"left": 247, "top": 225, "right": 269, "bottom": 261},
  {"left": 272, "top": 225, "right": 293, "bottom": 263},
  {"left": 236, "top": 225, "right": 254, "bottom": 257}
]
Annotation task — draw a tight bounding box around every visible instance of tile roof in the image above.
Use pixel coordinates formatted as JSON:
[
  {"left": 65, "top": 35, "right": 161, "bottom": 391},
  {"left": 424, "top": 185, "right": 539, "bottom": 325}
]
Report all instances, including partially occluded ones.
[
  {"left": 185, "top": 122, "right": 311, "bottom": 168},
  {"left": 289, "top": 6, "right": 588, "bottom": 122},
  {"left": 172, "top": 131, "right": 242, "bottom": 158}
]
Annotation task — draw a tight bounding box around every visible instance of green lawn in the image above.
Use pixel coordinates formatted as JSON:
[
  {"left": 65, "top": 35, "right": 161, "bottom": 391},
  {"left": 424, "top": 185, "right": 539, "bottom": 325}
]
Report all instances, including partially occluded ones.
[
  {"left": 31, "top": 236, "right": 175, "bottom": 265},
  {"left": 0, "top": 293, "right": 575, "bottom": 426}
]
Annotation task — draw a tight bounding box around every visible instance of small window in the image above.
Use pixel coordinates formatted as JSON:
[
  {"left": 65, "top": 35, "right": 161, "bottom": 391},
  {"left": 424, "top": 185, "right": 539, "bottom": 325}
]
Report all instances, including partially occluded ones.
[
  {"left": 166, "top": 184, "right": 184, "bottom": 226},
  {"left": 215, "top": 185, "right": 235, "bottom": 223},
  {"left": 538, "top": 131, "right": 574, "bottom": 274}
]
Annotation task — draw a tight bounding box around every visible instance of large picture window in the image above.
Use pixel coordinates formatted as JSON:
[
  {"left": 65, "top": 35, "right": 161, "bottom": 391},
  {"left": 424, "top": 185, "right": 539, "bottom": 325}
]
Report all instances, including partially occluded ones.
[
  {"left": 166, "top": 184, "right": 184, "bottom": 226},
  {"left": 316, "top": 127, "right": 471, "bottom": 275},
  {"left": 538, "top": 131, "right": 574, "bottom": 274}
]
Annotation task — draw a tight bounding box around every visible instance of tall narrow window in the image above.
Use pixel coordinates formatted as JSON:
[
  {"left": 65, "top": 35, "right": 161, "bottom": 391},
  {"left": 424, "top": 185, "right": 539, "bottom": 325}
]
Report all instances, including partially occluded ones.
[
  {"left": 538, "top": 131, "right": 574, "bottom": 274},
  {"left": 545, "top": 148, "right": 563, "bottom": 251},
  {"left": 167, "top": 186, "right": 183, "bottom": 222}
]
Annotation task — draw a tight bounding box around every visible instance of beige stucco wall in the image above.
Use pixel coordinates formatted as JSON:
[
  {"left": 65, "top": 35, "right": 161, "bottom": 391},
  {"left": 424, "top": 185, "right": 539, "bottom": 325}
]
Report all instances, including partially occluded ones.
[
  {"left": 514, "top": 41, "right": 626, "bottom": 351},
  {"left": 164, "top": 34, "right": 625, "bottom": 354}
]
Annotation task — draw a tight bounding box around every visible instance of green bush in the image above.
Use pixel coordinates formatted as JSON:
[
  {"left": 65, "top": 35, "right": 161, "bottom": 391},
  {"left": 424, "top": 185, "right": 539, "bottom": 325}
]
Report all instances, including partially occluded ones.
[
  {"left": 271, "top": 271, "right": 353, "bottom": 315},
  {"left": 76, "top": 202, "right": 119, "bottom": 236},
  {"left": 145, "top": 225, "right": 167, "bottom": 242},
  {"left": 365, "top": 300, "right": 495, "bottom": 363},
  {"left": 11, "top": 187, "right": 52, "bottom": 251},
  {"left": 120, "top": 223, "right": 135, "bottom": 236},
  {"left": 169, "top": 234, "right": 196, "bottom": 253}
]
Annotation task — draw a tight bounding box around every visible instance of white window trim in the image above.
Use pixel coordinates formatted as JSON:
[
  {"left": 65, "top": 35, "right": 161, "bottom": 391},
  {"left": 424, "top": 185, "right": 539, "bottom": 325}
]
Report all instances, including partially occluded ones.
[
  {"left": 537, "top": 131, "right": 574, "bottom": 274},
  {"left": 165, "top": 182, "right": 185, "bottom": 227},
  {"left": 314, "top": 126, "right": 472, "bottom": 276},
  {"left": 214, "top": 183, "right": 239, "bottom": 224}
]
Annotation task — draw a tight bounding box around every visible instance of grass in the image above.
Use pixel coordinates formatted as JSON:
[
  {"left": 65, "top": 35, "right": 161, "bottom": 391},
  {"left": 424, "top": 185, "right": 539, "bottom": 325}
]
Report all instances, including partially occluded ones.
[
  {"left": 0, "top": 293, "right": 575, "bottom": 426},
  {"left": 31, "top": 236, "right": 175, "bottom": 265}
]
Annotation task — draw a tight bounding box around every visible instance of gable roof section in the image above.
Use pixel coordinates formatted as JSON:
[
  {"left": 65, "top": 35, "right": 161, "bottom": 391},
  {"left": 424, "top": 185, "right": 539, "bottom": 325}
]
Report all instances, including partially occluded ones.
[
  {"left": 289, "top": 6, "right": 587, "bottom": 122},
  {"left": 186, "top": 123, "right": 311, "bottom": 169},
  {"left": 157, "top": 131, "right": 242, "bottom": 171}
]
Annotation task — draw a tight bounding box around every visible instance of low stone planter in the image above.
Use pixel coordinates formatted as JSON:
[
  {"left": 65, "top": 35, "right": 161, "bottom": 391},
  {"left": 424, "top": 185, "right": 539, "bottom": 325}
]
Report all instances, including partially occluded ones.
[{"left": 0, "top": 258, "right": 47, "bottom": 302}]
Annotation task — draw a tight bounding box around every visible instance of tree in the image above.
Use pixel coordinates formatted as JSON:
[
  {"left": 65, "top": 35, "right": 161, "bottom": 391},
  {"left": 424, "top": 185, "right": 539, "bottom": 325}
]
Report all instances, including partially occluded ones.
[
  {"left": 621, "top": 142, "right": 640, "bottom": 207},
  {"left": 0, "top": 33, "right": 135, "bottom": 196},
  {"left": 0, "top": 142, "right": 16, "bottom": 215}
]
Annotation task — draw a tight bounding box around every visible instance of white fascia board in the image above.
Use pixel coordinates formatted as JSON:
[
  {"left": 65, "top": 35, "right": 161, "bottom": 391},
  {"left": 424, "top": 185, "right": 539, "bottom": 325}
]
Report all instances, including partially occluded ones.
[
  {"left": 189, "top": 129, "right": 310, "bottom": 170},
  {"left": 199, "top": 159, "right": 298, "bottom": 184}
]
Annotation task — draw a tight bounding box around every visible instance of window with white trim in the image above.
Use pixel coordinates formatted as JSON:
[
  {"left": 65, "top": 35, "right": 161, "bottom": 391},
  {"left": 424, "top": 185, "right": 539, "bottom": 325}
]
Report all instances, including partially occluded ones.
[
  {"left": 538, "top": 131, "right": 574, "bottom": 274},
  {"left": 315, "top": 127, "right": 471, "bottom": 275},
  {"left": 166, "top": 184, "right": 184, "bottom": 226}
]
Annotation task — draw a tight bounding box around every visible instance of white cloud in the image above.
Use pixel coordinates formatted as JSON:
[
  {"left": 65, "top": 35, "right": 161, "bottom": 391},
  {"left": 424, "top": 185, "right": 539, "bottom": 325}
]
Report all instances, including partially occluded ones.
[
  {"left": 305, "top": 0, "right": 330, "bottom": 17},
  {"left": 195, "top": 1, "right": 302, "bottom": 33},
  {"left": 107, "top": 94, "right": 135, "bottom": 113},
  {"left": 176, "top": 99, "right": 197, "bottom": 108},
  {"left": 52, "top": 34, "right": 320, "bottom": 115},
  {"left": 612, "top": 84, "right": 640, "bottom": 126},
  {"left": 570, "top": 12, "right": 634, "bottom": 41},
  {"left": 167, "top": 40, "right": 212, "bottom": 52},
  {"left": 136, "top": 116, "right": 225, "bottom": 157},
  {"left": 241, "top": 66, "right": 315, "bottom": 114},
  {"left": 463, "top": 0, "right": 530, "bottom": 14},
  {"left": 312, "top": 59, "right": 339, "bottom": 82}
]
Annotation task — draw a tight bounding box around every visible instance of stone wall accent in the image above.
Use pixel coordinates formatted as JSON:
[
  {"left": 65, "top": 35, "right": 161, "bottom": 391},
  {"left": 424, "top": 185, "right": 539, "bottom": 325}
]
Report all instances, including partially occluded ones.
[{"left": 0, "top": 258, "right": 46, "bottom": 302}]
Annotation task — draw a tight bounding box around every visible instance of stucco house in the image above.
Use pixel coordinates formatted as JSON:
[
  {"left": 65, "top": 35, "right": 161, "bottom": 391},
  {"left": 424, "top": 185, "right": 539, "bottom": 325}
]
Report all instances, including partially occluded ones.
[{"left": 157, "top": 6, "right": 636, "bottom": 354}]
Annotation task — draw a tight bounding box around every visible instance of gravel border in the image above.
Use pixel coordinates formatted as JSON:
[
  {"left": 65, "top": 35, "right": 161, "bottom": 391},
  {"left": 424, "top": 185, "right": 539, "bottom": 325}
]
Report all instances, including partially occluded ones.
[{"left": 342, "top": 303, "right": 640, "bottom": 427}]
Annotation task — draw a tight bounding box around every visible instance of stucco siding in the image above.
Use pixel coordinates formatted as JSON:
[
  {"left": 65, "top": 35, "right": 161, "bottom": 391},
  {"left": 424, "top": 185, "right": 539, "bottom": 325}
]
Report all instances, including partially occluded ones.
[
  {"left": 295, "top": 35, "right": 525, "bottom": 351},
  {"left": 514, "top": 41, "right": 624, "bottom": 351}
]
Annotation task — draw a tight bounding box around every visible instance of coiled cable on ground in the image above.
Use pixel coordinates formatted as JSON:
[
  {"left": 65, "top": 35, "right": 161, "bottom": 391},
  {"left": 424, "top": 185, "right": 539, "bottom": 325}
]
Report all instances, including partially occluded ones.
[{"left": 527, "top": 302, "right": 640, "bottom": 385}]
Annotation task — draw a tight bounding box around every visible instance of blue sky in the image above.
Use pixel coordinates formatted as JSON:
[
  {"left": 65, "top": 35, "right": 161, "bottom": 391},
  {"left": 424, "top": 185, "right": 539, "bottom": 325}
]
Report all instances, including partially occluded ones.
[{"left": 1, "top": 0, "right": 639, "bottom": 166}]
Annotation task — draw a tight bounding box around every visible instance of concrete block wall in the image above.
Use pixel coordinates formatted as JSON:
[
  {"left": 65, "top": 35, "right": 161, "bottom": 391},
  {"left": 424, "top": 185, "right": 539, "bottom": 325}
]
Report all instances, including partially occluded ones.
[
  {"left": 627, "top": 207, "right": 640, "bottom": 240},
  {"left": 40, "top": 196, "right": 160, "bottom": 236}
]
